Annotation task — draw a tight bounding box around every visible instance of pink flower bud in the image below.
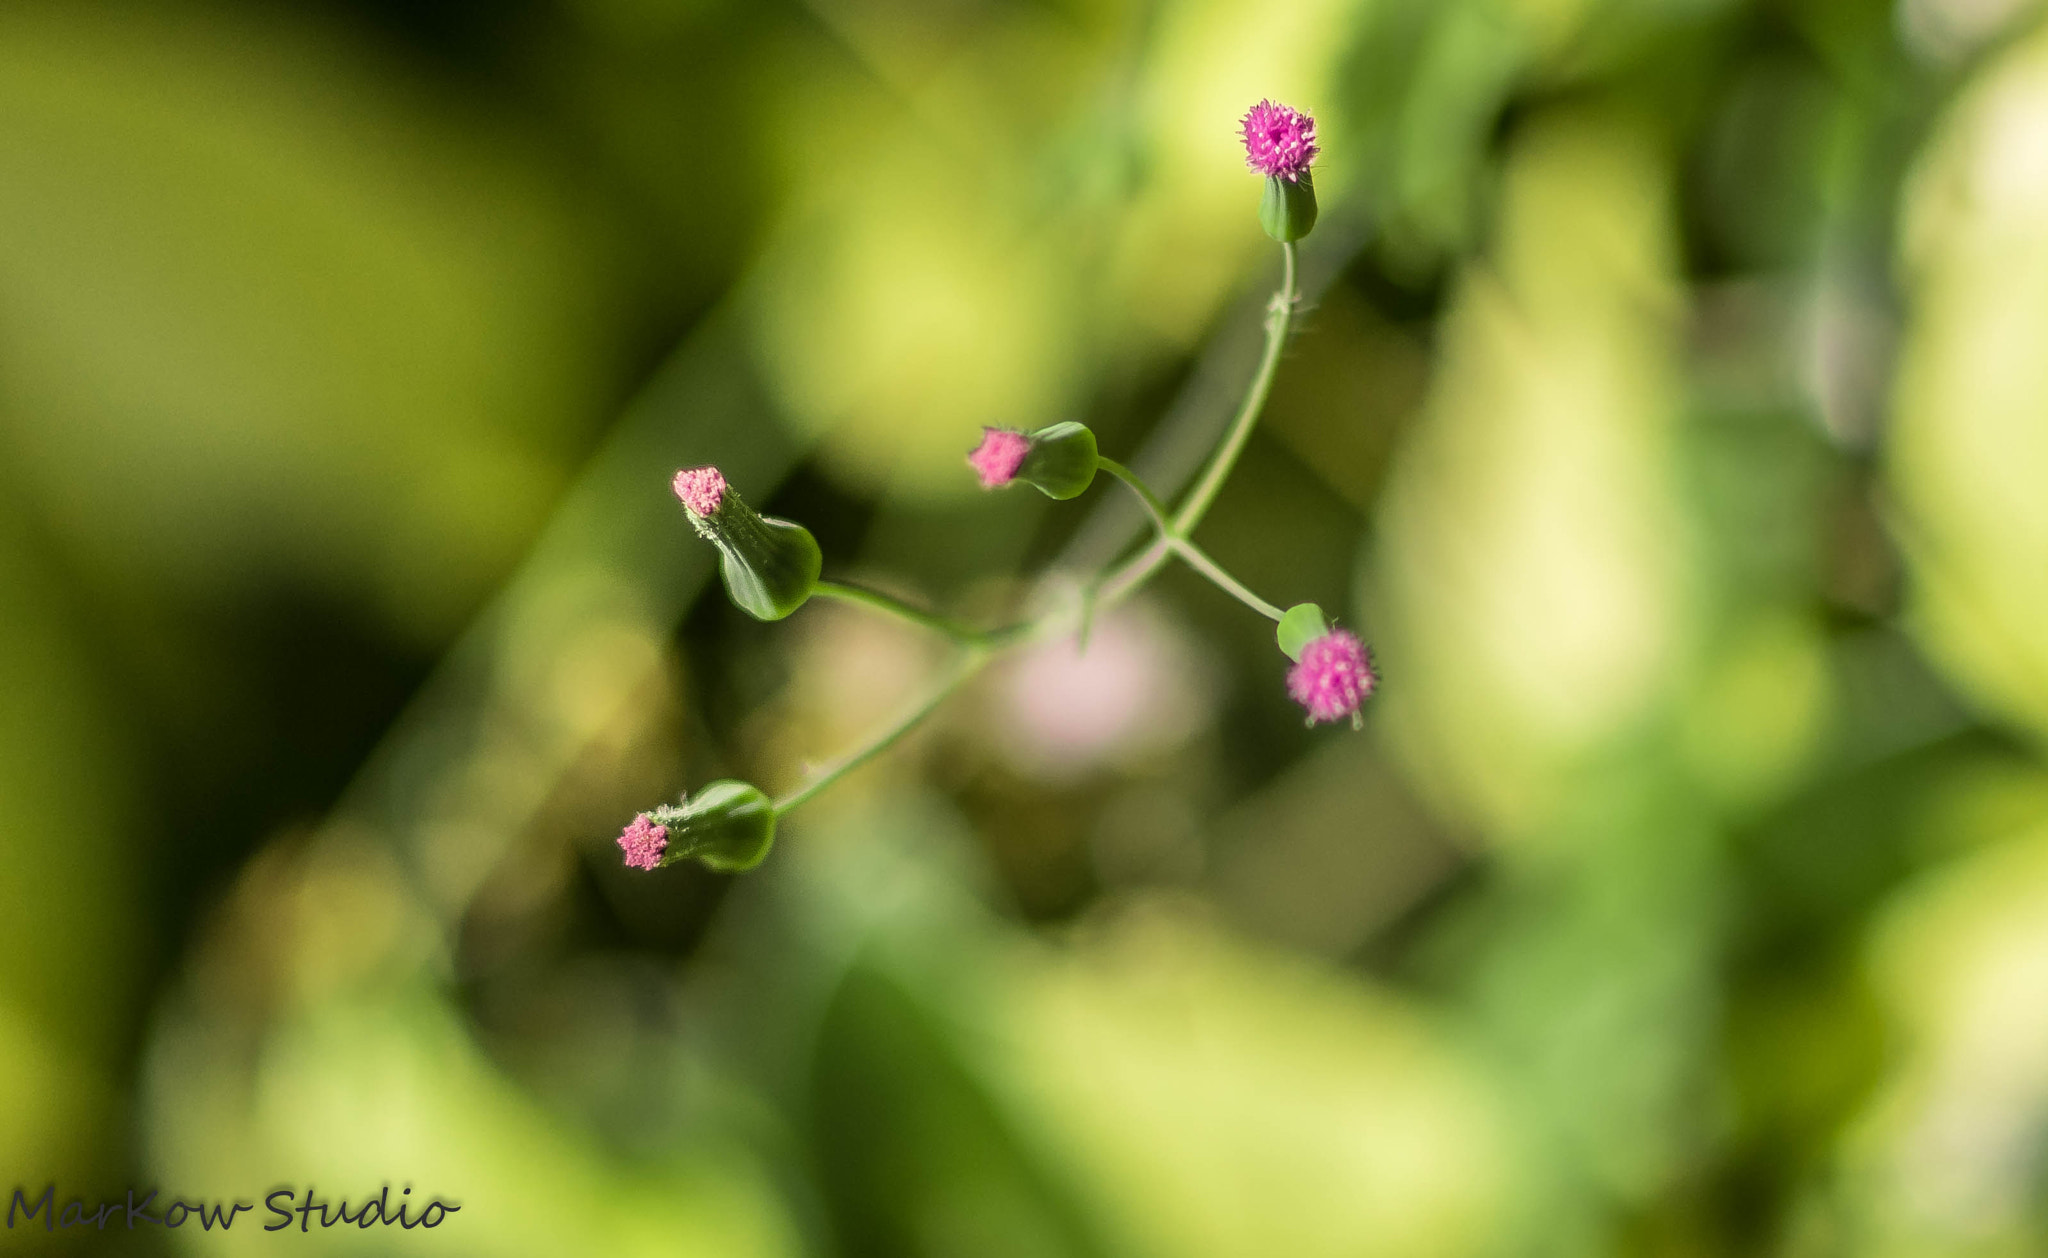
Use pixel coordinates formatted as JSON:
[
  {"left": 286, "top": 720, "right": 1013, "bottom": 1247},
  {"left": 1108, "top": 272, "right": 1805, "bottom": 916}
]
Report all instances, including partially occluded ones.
[
  {"left": 1287, "top": 629, "right": 1375, "bottom": 726},
  {"left": 1240, "top": 100, "right": 1319, "bottom": 183},
  {"left": 617, "top": 812, "right": 669, "bottom": 871},
  {"left": 671, "top": 466, "right": 727, "bottom": 518},
  {"left": 967, "top": 428, "right": 1031, "bottom": 488}
]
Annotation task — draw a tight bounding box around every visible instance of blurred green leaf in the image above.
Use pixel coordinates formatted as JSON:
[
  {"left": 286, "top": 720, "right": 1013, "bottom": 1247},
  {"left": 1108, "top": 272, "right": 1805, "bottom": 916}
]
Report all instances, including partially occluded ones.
[
  {"left": 1373, "top": 111, "right": 1689, "bottom": 837},
  {"left": 1890, "top": 25, "right": 2048, "bottom": 748},
  {"left": 0, "top": 3, "right": 633, "bottom": 643}
]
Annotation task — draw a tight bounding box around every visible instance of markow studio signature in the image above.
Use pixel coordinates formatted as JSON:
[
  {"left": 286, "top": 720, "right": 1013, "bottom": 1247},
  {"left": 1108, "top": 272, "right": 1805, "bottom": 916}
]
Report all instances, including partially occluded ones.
[{"left": 7, "top": 1183, "right": 460, "bottom": 1233}]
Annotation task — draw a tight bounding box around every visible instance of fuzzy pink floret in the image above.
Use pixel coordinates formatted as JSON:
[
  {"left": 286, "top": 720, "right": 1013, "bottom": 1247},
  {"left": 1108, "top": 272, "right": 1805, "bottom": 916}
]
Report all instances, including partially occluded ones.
[
  {"left": 671, "top": 466, "right": 727, "bottom": 518},
  {"left": 1240, "top": 100, "right": 1319, "bottom": 182},
  {"left": 617, "top": 813, "right": 668, "bottom": 871},
  {"left": 1287, "top": 629, "right": 1375, "bottom": 725},
  {"left": 968, "top": 428, "right": 1031, "bottom": 488}
]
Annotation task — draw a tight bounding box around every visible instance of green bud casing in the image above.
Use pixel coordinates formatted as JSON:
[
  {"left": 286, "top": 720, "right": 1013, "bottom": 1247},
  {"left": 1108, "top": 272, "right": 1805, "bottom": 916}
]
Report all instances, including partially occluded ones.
[
  {"left": 650, "top": 781, "right": 778, "bottom": 872},
  {"left": 1017, "top": 422, "right": 1099, "bottom": 500},
  {"left": 1259, "top": 171, "right": 1318, "bottom": 243},
  {"left": 717, "top": 517, "right": 821, "bottom": 621},
  {"left": 1277, "top": 603, "right": 1329, "bottom": 661},
  {"left": 684, "top": 488, "right": 822, "bottom": 621}
]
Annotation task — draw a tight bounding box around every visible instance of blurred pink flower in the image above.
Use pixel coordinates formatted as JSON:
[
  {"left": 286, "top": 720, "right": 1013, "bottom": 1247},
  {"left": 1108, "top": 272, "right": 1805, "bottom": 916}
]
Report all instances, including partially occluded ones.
[
  {"left": 671, "top": 466, "right": 726, "bottom": 518},
  {"left": 994, "top": 603, "right": 1215, "bottom": 781},
  {"left": 617, "top": 813, "right": 668, "bottom": 870},
  {"left": 1287, "top": 629, "right": 1375, "bottom": 725},
  {"left": 968, "top": 428, "right": 1030, "bottom": 488},
  {"left": 1240, "top": 100, "right": 1319, "bottom": 182}
]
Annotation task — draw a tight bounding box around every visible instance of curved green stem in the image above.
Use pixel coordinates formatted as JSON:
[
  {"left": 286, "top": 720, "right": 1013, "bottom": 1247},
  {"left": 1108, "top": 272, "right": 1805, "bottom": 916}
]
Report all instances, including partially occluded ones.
[
  {"left": 1095, "top": 456, "right": 1174, "bottom": 532},
  {"left": 1099, "top": 457, "right": 1283, "bottom": 621},
  {"left": 1170, "top": 241, "right": 1297, "bottom": 537},
  {"left": 772, "top": 648, "right": 988, "bottom": 814},
  {"left": 1170, "top": 538, "right": 1283, "bottom": 621},
  {"left": 1093, "top": 535, "right": 1172, "bottom": 612},
  {"left": 813, "top": 579, "right": 990, "bottom": 645}
]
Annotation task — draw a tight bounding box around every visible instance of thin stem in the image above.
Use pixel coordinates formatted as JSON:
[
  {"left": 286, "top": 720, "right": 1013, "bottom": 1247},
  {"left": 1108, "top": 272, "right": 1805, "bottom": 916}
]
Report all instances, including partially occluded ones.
[
  {"left": 772, "top": 648, "right": 988, "bottom": 814},
  {"left": 1170, "top": 241, "right": 1297, "bottom": 537},
  {"left": 1093, "top": 535, "right": 1172, "bottom": 611},
  {"left": 1171, "top": 538, "right": 1283, "bottom": 620},
  {"left": 1097, "top": 457, "right": 1283, "bottom": 621},
  {"left": 1095, "top": 456, "right": 1174, "bottom": 533},
  {"left": 813, "top": 580, "right": 989, "bottom": 645}
]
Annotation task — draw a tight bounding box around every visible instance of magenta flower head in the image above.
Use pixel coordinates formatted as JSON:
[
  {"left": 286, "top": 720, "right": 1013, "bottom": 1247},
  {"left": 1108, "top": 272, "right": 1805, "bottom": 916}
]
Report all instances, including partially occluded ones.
[
  {"left": 618, "top": 812, "right": 669, "bottom": 870},
  {"left": 672, "top": 466, "right": 727, "bottom": 518},
  {"left": 1241, "top": 99, "right": 1320, "bottom": 243},
  {"left": 1287, "top": 629, "right": 1376, "bottom": 727},
  {"left": 1241, "top": 99, "right": 1319, "bottom": 182},
  {"left": 969, "top": 428, "right": 1031, "bottom": 488}
]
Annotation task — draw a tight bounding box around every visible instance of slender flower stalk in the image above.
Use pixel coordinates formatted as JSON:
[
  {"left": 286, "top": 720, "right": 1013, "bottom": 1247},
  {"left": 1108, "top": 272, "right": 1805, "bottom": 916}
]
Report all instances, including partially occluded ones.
[
  {"left": 1172, "top": 540, "right": 1284, "bottom": 622},
  {"left": 1097, "top": 457, "right": 1283, "bottom": 622},
  {"left": 1074, "top": 238, "right": 1302, "bottom": 621},
  {"left": 1173, "top": 241, "right": 1298, "bottom": 537},
  {"left": 773, "top": 648, "right": 991, "bottom": 813},
  {"left": 1093, "top": 456, "right": 1174, "bottom": 529},
  {"left": 812, "top": 580, "right": 995, "bottom": 645}
]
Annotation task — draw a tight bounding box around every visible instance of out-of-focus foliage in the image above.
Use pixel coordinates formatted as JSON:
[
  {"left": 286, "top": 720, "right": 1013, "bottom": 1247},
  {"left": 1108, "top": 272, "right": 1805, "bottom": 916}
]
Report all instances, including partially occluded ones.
[
  {"left": 1891, "top": 21, "right": 2048, "bottom": 748},
  {"left": 6, "top": 0, "right": 2048, "bottom": 1254},
  {"left": 1378, "top": 111, "right": 1695, "bottom": 837}
]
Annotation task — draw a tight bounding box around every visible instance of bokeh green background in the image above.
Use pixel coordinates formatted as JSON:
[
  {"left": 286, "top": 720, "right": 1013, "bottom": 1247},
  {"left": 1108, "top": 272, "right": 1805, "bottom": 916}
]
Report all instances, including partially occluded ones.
[{"left": 6, "top": 0, "right": 2048, "bottom": 1253}]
